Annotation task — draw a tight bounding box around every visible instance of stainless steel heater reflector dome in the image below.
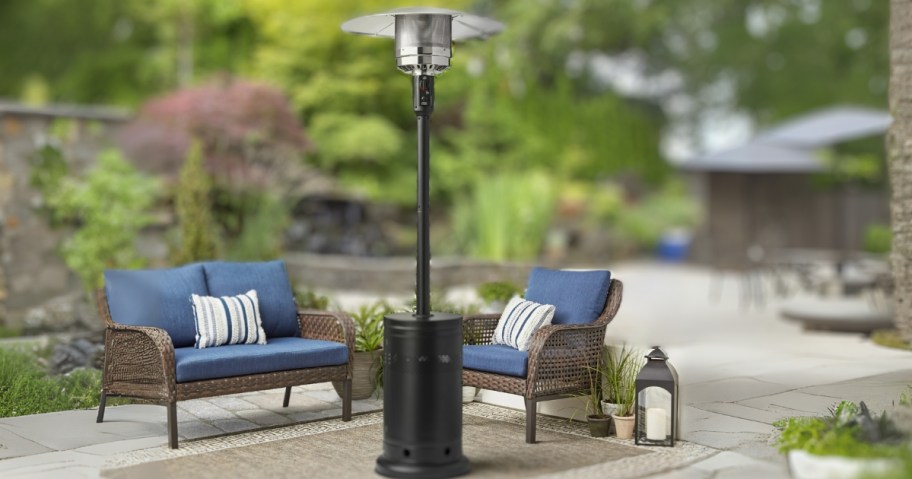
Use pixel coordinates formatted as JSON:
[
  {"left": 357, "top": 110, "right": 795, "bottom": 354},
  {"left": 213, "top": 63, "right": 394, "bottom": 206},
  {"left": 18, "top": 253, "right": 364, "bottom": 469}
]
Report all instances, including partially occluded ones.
[{"left": 342, "top": 7, "right": 504, "bottom": 75}]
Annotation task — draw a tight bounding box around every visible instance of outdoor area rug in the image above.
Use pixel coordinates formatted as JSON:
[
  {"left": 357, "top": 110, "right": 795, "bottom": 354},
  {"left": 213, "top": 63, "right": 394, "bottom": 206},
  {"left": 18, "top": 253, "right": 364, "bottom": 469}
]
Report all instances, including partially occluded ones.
[{"left": 103, "top": 403, "right": 715, "bottom": 479}]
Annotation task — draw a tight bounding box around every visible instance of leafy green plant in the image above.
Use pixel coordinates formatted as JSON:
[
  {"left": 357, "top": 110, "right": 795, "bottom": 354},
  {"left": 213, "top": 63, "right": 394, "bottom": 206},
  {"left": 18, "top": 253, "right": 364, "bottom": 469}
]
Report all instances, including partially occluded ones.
[
  {"left": 0, "top": 347, "right": 125, "bottom": 418},
  {"left": 476, "top": 281, "right": 521, "bottom": 304},
  {"left": 222, "top": 192, "right": 290, "bottom": 261},
  {"left": 452, "top": 171, "right": 557, "bottom": 261},
  {"left": 774, "top": 401, "right": 907, "bottom": 459},
  {"left": 864, "top": 224, "right": 892, "bottom": 255},
  {"left": 350, "top": 302, "right": 392, "bottom": 353},
  {"left": 170, "top": 140, "right": 220, "bottom": 264},
  {"left": 405, "top": 292, "right": 480, "bottom": 317},
  {"left": 614, "top": 182, "right": 701, "bottom": 250},
  {"left": 295, "top": 288, "right": 330, "bottom": 311},
  {"left": 0, "top": 325, "right": 21, "bottom": 339},
  {"left": 46, "top": 149, "right": 160, "bottom": 292},
  {"left": 603, "top": 345, "right": 643, "bottom": 416},
  {"left": 871, "top": 330, "right": 912, "bottom": 351}
]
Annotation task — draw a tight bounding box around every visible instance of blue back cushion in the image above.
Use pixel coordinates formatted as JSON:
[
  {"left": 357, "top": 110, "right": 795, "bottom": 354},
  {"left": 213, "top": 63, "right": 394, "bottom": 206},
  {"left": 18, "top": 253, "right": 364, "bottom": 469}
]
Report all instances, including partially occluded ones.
[
  {"left": 524, "top": 267, "right": 612, "bottom": 325},
  {"left": 203, "top": 261, "right": 299, "bottom": 339},
  {"left": 104, "top": 264, "right": 209, "bottom": 348}
]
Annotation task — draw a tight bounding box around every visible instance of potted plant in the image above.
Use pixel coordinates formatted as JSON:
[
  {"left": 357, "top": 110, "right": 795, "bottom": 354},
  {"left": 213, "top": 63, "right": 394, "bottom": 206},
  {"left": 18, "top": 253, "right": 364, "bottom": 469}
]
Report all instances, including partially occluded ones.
[
  {"left": 476, "top": 281, "right": 521, "bottom": 313},
  {"left": 569, "top": 348, "right": 612, "bottom": 437},
  {"left": 776, "top": 400, "right": 908, "bottom": 479},
  {"left": 332, "top": 301, "right": 390, "bottom": 400},
  {"left": 603, "top": 344, "right": 642, "bottom": 439}
]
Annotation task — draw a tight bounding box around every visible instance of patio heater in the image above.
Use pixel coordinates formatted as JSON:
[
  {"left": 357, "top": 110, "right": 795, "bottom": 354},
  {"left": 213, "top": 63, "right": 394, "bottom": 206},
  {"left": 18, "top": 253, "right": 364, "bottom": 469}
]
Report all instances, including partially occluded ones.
[{"left": 342, "top": 8, "right": 503, "bottom": 479}]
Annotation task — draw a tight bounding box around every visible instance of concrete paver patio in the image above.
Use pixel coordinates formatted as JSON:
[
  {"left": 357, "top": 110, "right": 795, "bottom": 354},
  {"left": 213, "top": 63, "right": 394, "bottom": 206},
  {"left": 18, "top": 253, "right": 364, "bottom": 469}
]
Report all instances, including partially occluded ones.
[{"left": 1, "top": 261, "right": 910, "bottom": 478}]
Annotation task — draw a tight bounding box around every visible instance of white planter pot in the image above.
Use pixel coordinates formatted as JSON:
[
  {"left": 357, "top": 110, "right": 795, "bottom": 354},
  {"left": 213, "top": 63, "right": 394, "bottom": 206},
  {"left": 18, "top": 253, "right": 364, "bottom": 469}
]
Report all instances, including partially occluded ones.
[
  {"left": 787, "top": 450, "right": 899, "bottom": 479},
  {"left": 601, "top": 401, "right": 619, "bottom": 417},
  {"left": 462, "top": 386, "right": 478, "bottom": 403}
]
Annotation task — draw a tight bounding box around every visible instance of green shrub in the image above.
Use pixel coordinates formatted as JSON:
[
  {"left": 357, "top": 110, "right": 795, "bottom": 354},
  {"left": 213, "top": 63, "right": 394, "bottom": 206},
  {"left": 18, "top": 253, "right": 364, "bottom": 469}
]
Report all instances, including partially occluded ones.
[
  {"left": 476, "top": 281, "right": 521, "bottom": 303},
  {"left": 295, "top": 288, "right": 330, "bottom": 311},
  {"left": 170, "top": 140, "right": 220, "bottom": 264},
  {"left": 614, "top": 181, "right": 700, "bottom": 250},
  {"left": 350, "top": 302, "right": 392, "bottom": 353},
  {"left": 864, "top": 224, "right": 892, "bottom": 254},
  {"left": 453, "top": 171, "right": 557, "bottom": 261},
  {"left": 47, "top": 149, "right": 160, "bottom": 292},
  {"left": 0, "top": 325, "right": 21, "bottom": 339},
  {"left": 774, "top": 401, "right": 907, "bottom": 459},
  {"left": 0, "top": 348, "right": 105, "bottom": 417},
  {"left": 220, "top": 192, "right": 290, "bottom": 261}
]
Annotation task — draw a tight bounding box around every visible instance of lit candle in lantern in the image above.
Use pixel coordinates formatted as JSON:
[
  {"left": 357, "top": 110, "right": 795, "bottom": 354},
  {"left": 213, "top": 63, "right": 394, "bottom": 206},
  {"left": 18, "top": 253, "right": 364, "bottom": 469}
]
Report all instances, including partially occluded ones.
[{"left": 645, "top": 408, "right": 666, "bottom": 441}]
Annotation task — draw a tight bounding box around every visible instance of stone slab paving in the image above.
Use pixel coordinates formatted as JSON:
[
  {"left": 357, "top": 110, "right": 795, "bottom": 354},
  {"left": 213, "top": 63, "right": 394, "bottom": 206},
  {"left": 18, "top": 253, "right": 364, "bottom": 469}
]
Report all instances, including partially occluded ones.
[{"left": 1, "top": 262, "right": 912, "bottom": 478}]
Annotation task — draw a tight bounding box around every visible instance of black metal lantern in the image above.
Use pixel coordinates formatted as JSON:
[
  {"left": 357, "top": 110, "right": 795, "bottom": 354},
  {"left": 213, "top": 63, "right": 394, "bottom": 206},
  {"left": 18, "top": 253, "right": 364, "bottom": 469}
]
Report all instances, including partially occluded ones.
[
  {"left": 342, "top": 8, "right": 503, "bottom": 479},
  {"left": 635, "top": 347, "right": 678, "bottom": 447}
]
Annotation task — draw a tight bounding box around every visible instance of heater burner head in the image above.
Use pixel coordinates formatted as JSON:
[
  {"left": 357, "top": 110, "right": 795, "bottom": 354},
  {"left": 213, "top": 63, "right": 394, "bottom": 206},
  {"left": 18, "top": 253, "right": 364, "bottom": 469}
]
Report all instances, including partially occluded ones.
[
  {"left": 395, "top": 15, "right": 451, "bottom": 76},
  {"left": 342, "top": 7, "right": 504, "bottom": 76}
]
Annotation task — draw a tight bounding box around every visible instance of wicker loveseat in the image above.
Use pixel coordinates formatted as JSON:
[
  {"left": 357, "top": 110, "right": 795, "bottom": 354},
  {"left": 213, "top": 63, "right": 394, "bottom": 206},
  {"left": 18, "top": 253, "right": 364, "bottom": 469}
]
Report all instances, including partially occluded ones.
[
  {"left": 462, "top": 268, "right": 622, "bottom": 443},
  {"left": 95, "top": 260, "right": 354, "bottom": 449}
]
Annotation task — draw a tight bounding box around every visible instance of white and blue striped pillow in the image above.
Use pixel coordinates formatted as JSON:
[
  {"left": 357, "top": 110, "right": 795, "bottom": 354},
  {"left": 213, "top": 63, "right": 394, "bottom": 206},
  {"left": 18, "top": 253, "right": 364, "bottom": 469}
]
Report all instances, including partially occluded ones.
[
  {"left": 492, "top": 297, "right": 556, "bottom": 351},
  {"left": 191, "top": 290, "right": 267, "bottom": 349}
]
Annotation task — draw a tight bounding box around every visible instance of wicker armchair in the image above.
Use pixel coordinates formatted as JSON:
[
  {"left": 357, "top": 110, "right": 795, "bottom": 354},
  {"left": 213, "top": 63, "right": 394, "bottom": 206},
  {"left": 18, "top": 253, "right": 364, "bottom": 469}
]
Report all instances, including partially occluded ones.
[{"left": 462, "top": 278, "right": 623, "bottom": 443}]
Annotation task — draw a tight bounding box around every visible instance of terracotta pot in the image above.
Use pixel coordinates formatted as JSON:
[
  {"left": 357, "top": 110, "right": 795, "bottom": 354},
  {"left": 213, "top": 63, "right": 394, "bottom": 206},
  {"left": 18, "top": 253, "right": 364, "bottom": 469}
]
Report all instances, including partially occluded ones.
[
  {"left": 333, "top": 349, "right": 381, "bottom": 400},
  {"left": 612, "top": 414, "right": 635, "bottom": 439}
]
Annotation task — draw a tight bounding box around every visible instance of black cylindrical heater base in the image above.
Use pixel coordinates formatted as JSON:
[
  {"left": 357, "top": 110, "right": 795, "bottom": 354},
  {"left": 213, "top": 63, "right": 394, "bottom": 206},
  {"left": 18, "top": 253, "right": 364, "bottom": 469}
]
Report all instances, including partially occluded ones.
[{"left": 376, "top": 312, "right": 469, "bottom": 479}]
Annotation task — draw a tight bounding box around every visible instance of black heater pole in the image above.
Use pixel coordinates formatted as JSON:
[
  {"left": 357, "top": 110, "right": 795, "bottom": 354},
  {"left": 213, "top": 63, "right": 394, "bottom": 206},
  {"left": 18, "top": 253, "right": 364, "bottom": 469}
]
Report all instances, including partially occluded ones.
[
  {"left": 415, "top": 74, "right": 433, "bottom": 317},
  {"left": 375, "top": 72, "right": 469, "bottom": 479},
  {"left": 341, "top": 9, "right": 502, "bottom": 479}
]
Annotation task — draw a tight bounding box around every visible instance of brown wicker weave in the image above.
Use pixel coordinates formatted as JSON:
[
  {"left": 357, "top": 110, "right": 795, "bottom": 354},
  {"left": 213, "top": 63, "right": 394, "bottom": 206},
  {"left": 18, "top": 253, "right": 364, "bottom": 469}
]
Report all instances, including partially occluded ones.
[
  {"left": 95, "top": 291, "right": 355, "bottom": 449},
  {"left": 462, "top": 279, "right": 623, "bottom": 443}
]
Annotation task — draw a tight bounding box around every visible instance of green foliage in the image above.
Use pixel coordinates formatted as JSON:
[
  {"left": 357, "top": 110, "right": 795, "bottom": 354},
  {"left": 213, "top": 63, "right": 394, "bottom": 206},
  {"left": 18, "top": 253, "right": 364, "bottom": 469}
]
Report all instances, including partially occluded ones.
[
  {"left": 476, "top": 282, "right": 522, "bottom": 304},
  {"left": 602, "top": 345, "right": 643, "bottom": 416},
  {"left": 0, "top": 325, "right": 21, "bottom": 339},
  {"left": 29, "top": 144, "right": 68, "bottom": 196},
  {"left": 295, "top": 288, "right": 330, "bottom": 311},
  {"left": 170, "top": 140, "right": 220, "bottom": 265},
  {"left": 350, "top": 302, "right": 392, "bottom": 353},
  {"left": 814, "top": 152, "right": 885, "bottom": 188},
  {"left": 0, "top": 0, "right": 255, "bottom": 105},
  {"left": 221, "top": 193, "right": 290, "bottom": 261},
  {"left": 614, "top": 182, "right": 701, "bottom": 249},
  {"left": 453, "top": 172, "right": 557, "bottom": 261},
  {"left": 47, "top": 149, "right": 160, "bottom": 292},
  {"left": 871, "top": 330, "right": 912, "bottom": 352},
  {"left": 405, "top": 292, "right": 480, "bottom": 317},
  {"left": 0, "top": 348, "right": 105, "bottom": 417},
  {"left": 309, "top": 113, "right": 404, "bottom": 170},
  {"left": 864, "top": 224, "right": 892, "bottom": 255},
  {"left": 774, "top": 401, "right": 908, "bottom": 459}
]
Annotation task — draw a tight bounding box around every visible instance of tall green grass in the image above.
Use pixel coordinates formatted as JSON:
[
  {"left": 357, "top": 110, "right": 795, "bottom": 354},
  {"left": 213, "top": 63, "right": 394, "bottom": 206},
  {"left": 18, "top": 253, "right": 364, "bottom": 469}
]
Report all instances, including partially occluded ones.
[
  {"left": 0, "top": 348, "right": 104, "bottom": 417},
  {"left": 453, "top": 171, "right": 556, "bottom": 261}
]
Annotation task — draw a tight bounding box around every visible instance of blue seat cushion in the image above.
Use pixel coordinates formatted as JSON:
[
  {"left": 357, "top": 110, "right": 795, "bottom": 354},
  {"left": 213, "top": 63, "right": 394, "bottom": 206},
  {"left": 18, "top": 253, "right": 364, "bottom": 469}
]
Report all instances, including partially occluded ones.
[
  {"left": 525, "top": 267, "right": 612, "bottom": 325},
  {"left": 203, "top": 261, "right": 299, "bottom": 339},
  {"left": 104, "top": 264, "right": 209, "bottom": 348},
  {"left": 174, "top": 337, "right": 349, "bottom": 383},
  {"left": 463, "top": 344, "right": 529, "bottom": 378}
]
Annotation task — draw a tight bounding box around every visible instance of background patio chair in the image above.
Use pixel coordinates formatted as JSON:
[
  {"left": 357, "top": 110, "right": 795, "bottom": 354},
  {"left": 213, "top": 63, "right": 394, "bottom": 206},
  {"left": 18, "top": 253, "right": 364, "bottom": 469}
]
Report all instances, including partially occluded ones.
[{"left": 462, "top": 268, "right": 622, "bottom": 443}]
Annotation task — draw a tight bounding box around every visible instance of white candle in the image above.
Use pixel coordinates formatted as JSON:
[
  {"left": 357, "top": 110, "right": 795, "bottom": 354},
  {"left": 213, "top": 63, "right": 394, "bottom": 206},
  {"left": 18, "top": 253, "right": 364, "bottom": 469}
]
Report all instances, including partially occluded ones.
[{"left": 645, "top": 408, "right": 666, "bottom": 441}]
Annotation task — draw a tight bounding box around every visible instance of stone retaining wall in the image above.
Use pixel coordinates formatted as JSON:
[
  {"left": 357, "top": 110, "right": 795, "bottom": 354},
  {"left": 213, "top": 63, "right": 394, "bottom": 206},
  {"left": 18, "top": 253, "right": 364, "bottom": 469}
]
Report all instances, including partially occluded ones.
[{"left": 284, "top": 252, "right": 535, "bottom": 293}]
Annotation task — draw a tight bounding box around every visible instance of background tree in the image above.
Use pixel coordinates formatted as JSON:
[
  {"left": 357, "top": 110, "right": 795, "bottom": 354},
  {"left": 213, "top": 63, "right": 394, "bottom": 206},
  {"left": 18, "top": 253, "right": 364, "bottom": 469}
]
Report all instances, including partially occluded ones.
[
  {"left": 170, "top": 141, "right": 219, "bottom": 264},
  {"left": 889, "top": 0, "right": 912, "bottom": 342},
  {"left": 47, "top": 150, "right": 160, "bottom": 293}
]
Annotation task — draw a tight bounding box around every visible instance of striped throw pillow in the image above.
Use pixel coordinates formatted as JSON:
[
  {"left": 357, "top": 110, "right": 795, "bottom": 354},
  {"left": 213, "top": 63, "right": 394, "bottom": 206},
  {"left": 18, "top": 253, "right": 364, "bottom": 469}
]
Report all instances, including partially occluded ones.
[
  {"left": 492, "top": 297, "right": 556, "bottom": 351},
  {"left": 191, "top": 290, "right": 268, "bottom": 349}
]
